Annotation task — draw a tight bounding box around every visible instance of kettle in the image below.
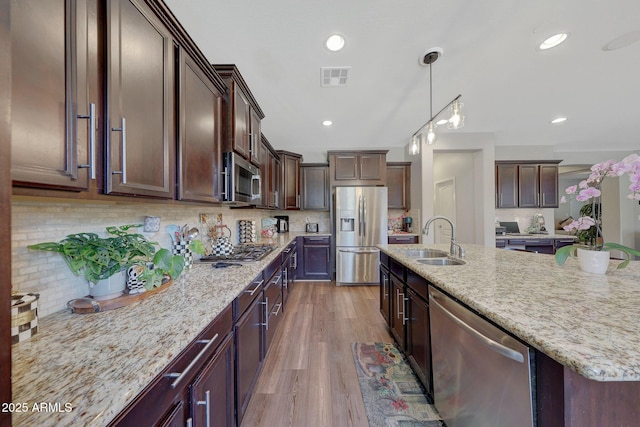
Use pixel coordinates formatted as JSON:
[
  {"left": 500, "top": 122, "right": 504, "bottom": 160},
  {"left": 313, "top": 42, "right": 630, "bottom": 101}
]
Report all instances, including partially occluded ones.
[
  {"left": 212, "top": 225, "right": 233, "bottom": 256},
  {"left": 275, "top": 215, "right": 289, "bottom": 233}
]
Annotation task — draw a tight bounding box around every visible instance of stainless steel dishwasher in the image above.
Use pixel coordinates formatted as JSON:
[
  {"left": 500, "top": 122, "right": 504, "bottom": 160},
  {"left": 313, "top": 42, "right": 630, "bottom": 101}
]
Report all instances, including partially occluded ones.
[{"left": 428, "top": 286, "right": 534, "bottom": 427}]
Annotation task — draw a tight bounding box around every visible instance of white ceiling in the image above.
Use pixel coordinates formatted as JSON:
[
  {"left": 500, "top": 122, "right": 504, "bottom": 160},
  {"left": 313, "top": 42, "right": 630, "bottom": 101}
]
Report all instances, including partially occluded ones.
[{"left": 165, "top": 0, "right": 640, "bottom": 162}]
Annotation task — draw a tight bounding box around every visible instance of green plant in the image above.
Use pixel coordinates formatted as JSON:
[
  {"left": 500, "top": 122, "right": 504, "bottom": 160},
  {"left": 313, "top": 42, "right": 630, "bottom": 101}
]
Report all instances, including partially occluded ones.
[
  {"left": 140, "top": 240, "right": 204, "bottom": 289},
  {"left": 28, "top": 224, "right": 158, "bottom": 284}
]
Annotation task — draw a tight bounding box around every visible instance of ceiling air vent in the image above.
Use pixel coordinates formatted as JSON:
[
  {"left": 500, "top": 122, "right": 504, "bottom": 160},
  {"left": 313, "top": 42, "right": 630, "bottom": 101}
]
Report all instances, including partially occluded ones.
[{"left": 321, "top": 67, "right": 350, "bottom": 87}]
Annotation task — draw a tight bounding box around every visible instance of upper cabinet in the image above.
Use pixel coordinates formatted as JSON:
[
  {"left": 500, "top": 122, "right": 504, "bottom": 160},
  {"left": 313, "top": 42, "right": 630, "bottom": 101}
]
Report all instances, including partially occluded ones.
[
  {"left": 176, "top": 49, "right": 224, "bottom": 203},
  {"left": 277, "top": 151, "right": 302, "bottom": 210},
  {"left": 213, "top": 65, "right": 265, "bottom": 166},
  {"left": 328, "top": 150, "right": 388, "bottom": 186},
  {"left": 11, "top": 0, "right": 93, "bottom": 191},
  {"left": 261, "top": 135, "right": 280, "bottom": 209},
  {"left": 105, "top": 0, "right": 175, "bottom": 198},
  {"left": 301, "top": 164, "right": 330, "bottom": 211},
  {"left": 386, "top": 162, "right": 411, "bottom": 210},
  {"left": 496, "top": 161, "right": 560, "bottom": 208}
]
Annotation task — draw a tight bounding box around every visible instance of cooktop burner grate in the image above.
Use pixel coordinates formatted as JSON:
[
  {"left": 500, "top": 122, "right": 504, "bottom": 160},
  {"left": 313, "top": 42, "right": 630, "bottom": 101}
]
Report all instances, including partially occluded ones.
[{"left": 198, "top": 244, "right": 277, "bottom": 263}]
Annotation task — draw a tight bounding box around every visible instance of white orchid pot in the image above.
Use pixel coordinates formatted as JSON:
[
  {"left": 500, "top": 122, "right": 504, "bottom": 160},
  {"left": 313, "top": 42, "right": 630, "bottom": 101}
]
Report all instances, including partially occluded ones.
[
  {"left": 89, "top": 270, "right": 126, "bottom": 300},
  {"left": 576, "top": 248, "right": 610, "bottom": 275}
]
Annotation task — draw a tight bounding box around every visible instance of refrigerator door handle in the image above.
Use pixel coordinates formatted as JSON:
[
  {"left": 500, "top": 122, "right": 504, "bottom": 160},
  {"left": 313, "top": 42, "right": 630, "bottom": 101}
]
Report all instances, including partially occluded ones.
[
  {"left": 358, "top": 195, "right": 363, "bottom": 238},
  {"left": 362, "top": 195, "right": 367, "bottom": 238}
]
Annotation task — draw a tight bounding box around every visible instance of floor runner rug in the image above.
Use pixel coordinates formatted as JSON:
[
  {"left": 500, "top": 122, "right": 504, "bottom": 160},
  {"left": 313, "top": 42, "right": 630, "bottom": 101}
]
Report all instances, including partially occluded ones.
[{"left": 352, "top": 342, "right": 443, "bottom": 427}]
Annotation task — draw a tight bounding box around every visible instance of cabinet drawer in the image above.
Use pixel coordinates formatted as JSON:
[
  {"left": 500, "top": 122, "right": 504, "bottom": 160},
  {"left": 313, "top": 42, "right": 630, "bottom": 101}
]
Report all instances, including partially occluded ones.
[
  {"left": 388, "top": 235, "right": 419, "bottom": 244},
  {"left": 389, "top": 258, "right": 405, "bottom": 281},
  {"left": 264, "top": 273, "right": 282, "bottom": 312},
  {"left": 303, "top": 236, "right": 330, "bottom": 246},
  {"left": 380, "top": 252, "right": 389, "bottom": 268},
  {"left": 233, "top": 272, "right": 264, "bottom": 321},
  {"left": 406, "top": 269, "right": 428, "bottom": 301}
]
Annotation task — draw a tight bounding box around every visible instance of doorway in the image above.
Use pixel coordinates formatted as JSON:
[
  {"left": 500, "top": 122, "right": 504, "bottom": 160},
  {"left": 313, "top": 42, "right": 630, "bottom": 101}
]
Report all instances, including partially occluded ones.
[{"left": 434, "top": 178, "right": 456, "bottom": 244}]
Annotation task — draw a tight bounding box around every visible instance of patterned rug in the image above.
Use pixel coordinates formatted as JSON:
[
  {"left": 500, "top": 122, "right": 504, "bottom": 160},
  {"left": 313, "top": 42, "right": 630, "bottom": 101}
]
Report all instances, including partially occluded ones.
[{"left": 352, "top": 342, "right": 443, "bottom": 427}]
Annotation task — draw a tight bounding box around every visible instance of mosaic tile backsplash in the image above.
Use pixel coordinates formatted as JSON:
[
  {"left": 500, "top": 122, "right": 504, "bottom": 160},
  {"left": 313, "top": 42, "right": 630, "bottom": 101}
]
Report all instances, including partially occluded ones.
[{"left": 11, "top": 198, "right": 330, "bottom": 317}]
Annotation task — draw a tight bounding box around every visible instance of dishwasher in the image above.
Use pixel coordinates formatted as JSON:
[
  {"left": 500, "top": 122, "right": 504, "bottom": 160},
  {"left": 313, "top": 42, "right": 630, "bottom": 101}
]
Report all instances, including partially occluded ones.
[{"left": 428, "top": 286, "right": 534, "bottom": 427}]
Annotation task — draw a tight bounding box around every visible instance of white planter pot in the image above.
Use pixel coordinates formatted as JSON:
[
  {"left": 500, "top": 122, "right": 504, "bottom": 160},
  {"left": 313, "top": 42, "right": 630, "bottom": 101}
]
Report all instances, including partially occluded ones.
[
  {"left": 577, "top": 248, "right": 610, "bottom": 275},
  {"left": 89, "top": 270, "right": 126, "bottom": 300}
]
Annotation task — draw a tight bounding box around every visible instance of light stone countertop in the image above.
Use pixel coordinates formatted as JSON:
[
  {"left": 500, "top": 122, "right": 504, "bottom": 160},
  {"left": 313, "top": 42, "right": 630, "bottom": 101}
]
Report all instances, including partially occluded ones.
[
  {"left": 11, "top": 233, "right": 303, "bottom": 427},
  {"left": 378, "top": 243, "right": 640, "bottom": 382}
]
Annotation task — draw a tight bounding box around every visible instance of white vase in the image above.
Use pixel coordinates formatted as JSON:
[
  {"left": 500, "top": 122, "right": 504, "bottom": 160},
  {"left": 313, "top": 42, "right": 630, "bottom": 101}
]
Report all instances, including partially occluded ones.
[
  {"left": 576, "top": 248, "right": 610, "bottom": 274},
  {"left": 89, "top": 270, "right": 126, "bottom": 300}
]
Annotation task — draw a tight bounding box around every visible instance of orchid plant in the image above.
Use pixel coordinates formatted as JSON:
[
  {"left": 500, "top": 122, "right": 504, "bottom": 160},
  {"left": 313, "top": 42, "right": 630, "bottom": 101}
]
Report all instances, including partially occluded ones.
[{"left": 555, "top": 153, "right": 640, "bottom": 269}]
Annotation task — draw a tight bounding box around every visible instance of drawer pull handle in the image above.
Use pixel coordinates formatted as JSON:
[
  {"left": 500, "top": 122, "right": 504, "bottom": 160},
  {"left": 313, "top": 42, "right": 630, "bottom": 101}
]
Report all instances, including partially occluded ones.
[
  {"left": 165, "top": 334, "right": 219, "bottom": 388},
  {"left": 245, "top": 280, "right": 264, "bottom": 296}
]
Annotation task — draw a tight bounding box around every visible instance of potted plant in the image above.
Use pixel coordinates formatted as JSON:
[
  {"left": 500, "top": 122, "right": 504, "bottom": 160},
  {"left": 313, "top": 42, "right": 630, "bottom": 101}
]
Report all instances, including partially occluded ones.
[{"left": 555, "top": 153, "right": 640, "bottom": 273}]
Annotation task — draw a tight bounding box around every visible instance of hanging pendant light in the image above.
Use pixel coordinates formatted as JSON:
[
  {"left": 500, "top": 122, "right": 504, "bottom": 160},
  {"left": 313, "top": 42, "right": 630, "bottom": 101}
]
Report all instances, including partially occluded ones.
[
  {"left": 426, "top": 122, "right": 437, "bottom": 144},
  {"left": 409, "top": 47, "right": 464, "bottom": 149},
  {"left": 447, "top": 99, "right": 464, "bottom": 129}
]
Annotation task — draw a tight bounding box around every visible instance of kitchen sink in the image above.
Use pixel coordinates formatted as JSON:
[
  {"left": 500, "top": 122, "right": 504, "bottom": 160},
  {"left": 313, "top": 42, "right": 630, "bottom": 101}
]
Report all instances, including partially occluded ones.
[
  {"left": 403, "top": 248, "right": 449, "bottom": 258},
  {"left": 417, "top": 258, "right": 466, "bottom": 266}
]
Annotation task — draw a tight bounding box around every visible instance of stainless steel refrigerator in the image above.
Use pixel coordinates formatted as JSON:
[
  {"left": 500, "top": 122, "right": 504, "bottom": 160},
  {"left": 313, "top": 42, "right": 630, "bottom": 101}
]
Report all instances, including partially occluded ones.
[{"left": 335, "top": 186, "right": 388, "bottom": 285}]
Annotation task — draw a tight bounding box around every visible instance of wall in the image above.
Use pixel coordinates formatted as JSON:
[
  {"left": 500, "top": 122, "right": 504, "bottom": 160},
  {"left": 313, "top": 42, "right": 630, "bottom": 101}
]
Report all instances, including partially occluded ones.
[{"left": 12, "top": 197, "right": 330, "bottom": 317}]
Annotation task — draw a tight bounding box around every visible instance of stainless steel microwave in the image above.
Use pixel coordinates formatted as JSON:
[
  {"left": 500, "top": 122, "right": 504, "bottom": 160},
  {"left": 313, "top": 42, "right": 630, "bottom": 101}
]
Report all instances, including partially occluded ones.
[{"left": 222, "top": 152, "right": 261, "bottom": 206}]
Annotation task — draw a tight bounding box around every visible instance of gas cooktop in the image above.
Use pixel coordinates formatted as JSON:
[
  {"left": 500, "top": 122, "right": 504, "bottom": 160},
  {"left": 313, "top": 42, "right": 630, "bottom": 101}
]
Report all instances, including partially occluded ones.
[{"left": 198, "top": 244, "right": 277, "bottom": 263}]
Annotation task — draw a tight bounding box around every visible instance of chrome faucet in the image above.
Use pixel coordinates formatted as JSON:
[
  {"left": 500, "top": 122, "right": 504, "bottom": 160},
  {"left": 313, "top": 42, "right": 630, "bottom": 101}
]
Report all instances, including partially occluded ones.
[{"left": 422, "top": 216, "right": 465, "bottom": 258}]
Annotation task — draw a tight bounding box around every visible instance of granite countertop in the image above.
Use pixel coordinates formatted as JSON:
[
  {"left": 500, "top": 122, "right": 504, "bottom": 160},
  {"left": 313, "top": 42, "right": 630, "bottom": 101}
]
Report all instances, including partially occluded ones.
[
  {"left": 379, "top": 243, "right": 640, "bottom": 382},
  {"left": 11, "top": 233, "right": 301, "bottom": 427}
]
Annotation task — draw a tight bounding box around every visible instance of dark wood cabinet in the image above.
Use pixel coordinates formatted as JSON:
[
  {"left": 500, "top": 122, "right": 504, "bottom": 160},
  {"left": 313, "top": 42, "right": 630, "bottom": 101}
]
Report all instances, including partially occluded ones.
[
  {"left": 277, "top": 150, "right": 302, "bottom": 210},
  {"left": 297, "top": 236, "right": 331, "bottom": 280},
  {"left": 281, "top": 241, "right": 297, "bottom": 305},
  {"left": 11, "top": 0, "right": 93, "bottom": 191},
  {"left": 379, "top": 255, "right": 391, "bottom": 324},
  {"left": 301, "top": 163, "right": 330, "bottom": 211},
  {"left": 496, "top": 161, "right": 560, "bottom": 208},
  {"left": 405, "top": 271, "right": 432, "bottom": 399},
  {"left": 190, "top": 334, "right": 235, "bottom": 427},
  {"left": 328, "top": 150, "right": 388, "bottom": 186},
  {"left": 177, "top": 49, "right": 223, "bottom": 203},
  {"left": 214, "top": 65, "right": 265, "bottom": 165},
  {"left": 105, "top": 0, "right": 175, "bottom": 198},
  {"left": 388, "top": 235, "right": 419, "bottom": 244},
  {"left": 389, "top": 274, "right": 407, "bottom": 350},
  {"left": 386, "top": 162, "right": 411, "bottom": 209},
  {"left": 495, "top": 163, "right": 518, "bottom": 208},
  {"left": 263, "top": 270, "right": 283, "bottom": 355},
  {"left": 260, "top": 135, "right": 280, "bottom": 209}
]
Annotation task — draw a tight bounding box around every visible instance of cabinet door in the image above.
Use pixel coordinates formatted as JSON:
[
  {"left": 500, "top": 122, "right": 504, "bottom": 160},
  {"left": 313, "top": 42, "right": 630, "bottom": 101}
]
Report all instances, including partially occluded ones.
[
  {"left": 281, "top": 154, "right": 301, "bottom": 210},
  {"left": 406, "top": 289, "right": 432, "bottom": 397},
  {"left": 301, "top": 164, "right": 330, "bottom": 211},
  {"left": 496, "top": 163, "right": 518, "bottom": 208},
  {"left": 380, "top": 266, "right": 391, "bottom": 324},
  {"left": 177, "top": 50, "right": 222, "bottom": 202},
  {"left": 389, "top": 276, "right": 406, "bottom": 350},
  {"left": 232, "top": 88, "right": 251, "bottom": 159},
  {"left": 269, "top": 153, "right": 281, "bottom": 209},
  {"left": 359, "top": 153, "right": 386, "bottom": 182},
  {"left": 191, "top": 333, "right": 235, "bottom": 427},
  {"left": 158, "top": 400, "right": 188, "bottom": 427},
  {"left": 11, "top": 0, "right": 92, "bottom": 190},
  {"left": 539, "top": 164, "right": 559, "bottom": 208},
  {"left": 106, "top": 0, "right": 174, "bottom": 197},
  {"left": 332, "top": 154, "right": 359, "bottom": 181},
  {"left": 518, "top": 164, "right": 539, "bottom": 208},
  {"left": 386, "top": 163, "right": 410, "bottom": 209},
  {"left": 249, "top": 109, "right": 261, "bottom": 165},
  {"left": 235, "top": 294, "right": 263, "bottom": 425},
  {"left": 301, "top": 238, "right": 331, "bottom": 280}
]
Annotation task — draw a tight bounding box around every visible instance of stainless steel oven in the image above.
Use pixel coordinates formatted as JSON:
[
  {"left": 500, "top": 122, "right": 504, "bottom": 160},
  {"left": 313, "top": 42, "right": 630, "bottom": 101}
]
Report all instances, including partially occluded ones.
[{"left": 222, "top": 152, "right": 261, "bottom": 205}]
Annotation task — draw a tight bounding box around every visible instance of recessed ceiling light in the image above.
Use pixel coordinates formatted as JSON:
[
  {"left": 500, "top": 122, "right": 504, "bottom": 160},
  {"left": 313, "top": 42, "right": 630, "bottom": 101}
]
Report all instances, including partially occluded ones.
[
  {"left": 550, "top": 117, "right": 567, "bottom": 124},
  {"left": 539, "top": 33, "right": 569, "bottom": 50},
  {"left": 602, "top": 30, "right": 640, "bottom": 51},
  {"left": 325, "top": 34, "right": 345, "bottom": 52},
  {"left": 322, "top": 120, "right": 333, "bottom": 126}
]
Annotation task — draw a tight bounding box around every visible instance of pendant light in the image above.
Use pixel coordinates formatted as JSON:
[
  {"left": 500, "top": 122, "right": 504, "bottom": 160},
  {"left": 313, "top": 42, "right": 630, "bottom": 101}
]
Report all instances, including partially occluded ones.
[{"left": 409, "top": 47, "right": 464, "bottom": 154}]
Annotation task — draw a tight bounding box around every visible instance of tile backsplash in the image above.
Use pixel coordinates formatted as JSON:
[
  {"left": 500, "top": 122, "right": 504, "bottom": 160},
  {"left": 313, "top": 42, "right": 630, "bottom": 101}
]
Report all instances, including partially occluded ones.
[{"left": 11, "top": 198, "right": 330, "bottom": 317}]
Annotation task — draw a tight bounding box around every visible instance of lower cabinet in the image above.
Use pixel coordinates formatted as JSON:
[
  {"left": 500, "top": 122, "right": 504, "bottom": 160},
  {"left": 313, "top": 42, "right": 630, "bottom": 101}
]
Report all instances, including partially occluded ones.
[
  {"left": 388, "top": 235, "right": 419, "bottom": 244},
  {"left": 109, "top": 305, "right": 234, "bottom": 427},
  {"left": 389, "top": 274, "right": 407, "bottom": 350},
  {"left": 297, "top": 235, "right": 332, "bottom": 280},
  {"left": 406, "top": 288, "right": 432, "bottom": 399},
  {"left": 379, "top": 254, "right": 391, "bottom": 324}
]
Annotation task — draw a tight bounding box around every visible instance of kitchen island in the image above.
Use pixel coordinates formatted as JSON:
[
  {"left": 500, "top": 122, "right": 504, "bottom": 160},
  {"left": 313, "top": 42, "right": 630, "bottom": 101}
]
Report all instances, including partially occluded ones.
[
  {"left": 379, "top": 243, "right": 640, "bottom": 427},
  {"left": 11, "top": 233, "right": 312, "bottom": 427}
]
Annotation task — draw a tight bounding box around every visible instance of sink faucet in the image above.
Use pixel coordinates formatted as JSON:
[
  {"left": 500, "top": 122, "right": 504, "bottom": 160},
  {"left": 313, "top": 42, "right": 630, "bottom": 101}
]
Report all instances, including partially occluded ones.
[{"left": 422, "top": 216, "right": 465, "bottom": 258}]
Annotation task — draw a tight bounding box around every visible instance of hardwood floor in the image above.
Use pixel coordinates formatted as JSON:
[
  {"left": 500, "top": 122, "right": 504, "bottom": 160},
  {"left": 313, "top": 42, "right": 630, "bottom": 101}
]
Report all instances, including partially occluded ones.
[{"left": 240, "top": 281, "right": 392, "bottom": 427}]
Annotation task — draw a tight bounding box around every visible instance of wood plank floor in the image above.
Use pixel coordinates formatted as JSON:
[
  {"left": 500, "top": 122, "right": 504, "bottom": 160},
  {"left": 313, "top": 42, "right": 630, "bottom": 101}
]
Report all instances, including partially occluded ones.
[{"left": 240, "top": 281, "right": 393, "bottom": 427}]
